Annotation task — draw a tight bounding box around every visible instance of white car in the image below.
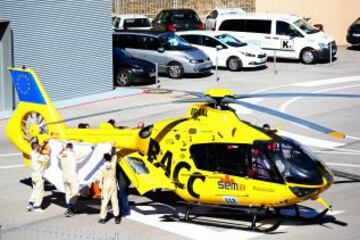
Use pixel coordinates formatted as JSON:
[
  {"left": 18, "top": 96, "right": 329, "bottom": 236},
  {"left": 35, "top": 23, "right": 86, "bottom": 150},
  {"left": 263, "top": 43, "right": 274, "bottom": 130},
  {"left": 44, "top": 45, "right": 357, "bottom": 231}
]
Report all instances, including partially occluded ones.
[
  {"left": 205, "top": 8, "right": 246, "bottom": 30},
  {"left": 215, "top": 13, "right": 337, "bottom": 64},
  {"left": 112, "top": 14, "right": 151, "bottom": 31},
  {"left": 178, "top": 30, "right": 267, "bottom": 71}
]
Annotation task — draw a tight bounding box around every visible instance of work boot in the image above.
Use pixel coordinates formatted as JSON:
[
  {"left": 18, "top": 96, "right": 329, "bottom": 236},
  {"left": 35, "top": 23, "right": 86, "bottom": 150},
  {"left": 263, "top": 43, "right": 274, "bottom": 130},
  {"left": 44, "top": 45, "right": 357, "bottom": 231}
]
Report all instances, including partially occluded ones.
[
  {"left": 33, "top": 207, "right": 44, "bottom": 213},
  {"left": 98, "top": 219, "right": 106, "bottom": 224},
  {"left": 115, "top": 216, "right": 121, "bottom": 224},
  {"left": 65, "top": 208, "right": 75, "bottom": 217},
  {"left": 27, "top": 202, "right": 34, "bottom": 211}
]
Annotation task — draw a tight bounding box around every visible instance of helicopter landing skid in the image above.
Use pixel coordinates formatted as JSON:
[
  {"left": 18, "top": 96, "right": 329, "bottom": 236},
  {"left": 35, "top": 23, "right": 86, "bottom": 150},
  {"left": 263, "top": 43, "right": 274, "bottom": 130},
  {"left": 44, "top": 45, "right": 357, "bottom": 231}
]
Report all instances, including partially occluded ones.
[
  {"left": 172, "top": 202, "right": 283, "bottom": 233},
  {"left": 275, "top": 204, "right": 330, "bottom": 222}
]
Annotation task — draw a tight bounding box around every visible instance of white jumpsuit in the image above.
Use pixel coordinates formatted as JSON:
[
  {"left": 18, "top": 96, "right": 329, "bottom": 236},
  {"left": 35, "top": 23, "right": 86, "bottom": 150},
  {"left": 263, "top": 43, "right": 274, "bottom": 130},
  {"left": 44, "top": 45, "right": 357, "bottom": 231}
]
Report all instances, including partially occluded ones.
[
  {"left": 96, "top": 157, "right": 120, "bottom": 219},
  {"left": 57, "top": 148, "right": 91, "bottom": 206},
  {"left": 29, "top": 150, "right": 49, "bottom": 208}
]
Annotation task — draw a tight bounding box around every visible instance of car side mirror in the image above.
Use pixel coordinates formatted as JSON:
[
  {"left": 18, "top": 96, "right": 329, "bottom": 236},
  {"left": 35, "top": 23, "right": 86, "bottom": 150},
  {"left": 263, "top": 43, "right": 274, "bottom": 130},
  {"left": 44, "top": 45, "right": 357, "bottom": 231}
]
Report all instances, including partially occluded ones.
[
  {"left": 216, "top": 45, "right": 223, "bottom": 50},
  {"left": 157, "top": 47, "right": 165, "bottom": 53}
]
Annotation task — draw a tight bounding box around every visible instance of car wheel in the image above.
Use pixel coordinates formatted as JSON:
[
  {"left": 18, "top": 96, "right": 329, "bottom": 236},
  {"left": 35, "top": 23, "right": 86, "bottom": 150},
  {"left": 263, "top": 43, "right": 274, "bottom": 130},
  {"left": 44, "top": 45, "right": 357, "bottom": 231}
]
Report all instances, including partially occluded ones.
[
  {"left": 300, "top": 48, "right": 317, "bottom": 64},
  {"left": 116, "top": 69, "right": 131, "bottom": 86},
  {"left": 167, "top": 62, "right": 184, "bottom": 79},
  {"left": 227, "top": 57, "right": 242, "bottom": 71}
]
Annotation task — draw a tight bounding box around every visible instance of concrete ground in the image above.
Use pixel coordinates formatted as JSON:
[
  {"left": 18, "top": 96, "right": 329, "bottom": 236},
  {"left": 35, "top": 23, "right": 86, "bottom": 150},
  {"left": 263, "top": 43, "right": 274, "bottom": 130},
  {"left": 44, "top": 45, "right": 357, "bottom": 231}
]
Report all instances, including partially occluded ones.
[{"left": 1, "top": 46, "right": 360, "bottom": 240}]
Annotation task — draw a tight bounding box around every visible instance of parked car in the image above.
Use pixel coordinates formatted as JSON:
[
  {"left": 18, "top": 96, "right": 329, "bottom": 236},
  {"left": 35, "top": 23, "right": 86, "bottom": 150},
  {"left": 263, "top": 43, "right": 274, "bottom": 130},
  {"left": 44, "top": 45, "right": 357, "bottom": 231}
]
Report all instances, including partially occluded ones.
[
  {"left": 178, "top": 30, "right": 267, "bottom": 71},
  {"left": 113, "top": 14, "right": 151, "bottom": 31},
  {"left": 113, "top": 31, "right": 211, "bottom": 78},
  {"left": 152, "top": 8, "right": 204, "bottom": 32},
  {"left": 347, "top": 17, "right": 360, "bottom": 47},
  {"left": 205, "top": 7, "right": 245, "bottom": 30},
  {"left": 113, "top": 47, "right": 156, "bottom": 86},
  {"left": 215, "top": 13, "right": 337, "bottom": 64}
]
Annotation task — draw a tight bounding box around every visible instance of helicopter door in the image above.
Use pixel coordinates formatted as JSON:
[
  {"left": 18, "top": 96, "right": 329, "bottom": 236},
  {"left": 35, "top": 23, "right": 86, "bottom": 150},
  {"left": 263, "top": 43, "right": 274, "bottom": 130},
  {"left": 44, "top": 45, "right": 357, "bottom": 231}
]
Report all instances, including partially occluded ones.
[
  {"left": 119, "top": 153, "right": 175, "bottom": 195},
  {"left": 189, "top": 143, "right": 252, "bottom": 205}
]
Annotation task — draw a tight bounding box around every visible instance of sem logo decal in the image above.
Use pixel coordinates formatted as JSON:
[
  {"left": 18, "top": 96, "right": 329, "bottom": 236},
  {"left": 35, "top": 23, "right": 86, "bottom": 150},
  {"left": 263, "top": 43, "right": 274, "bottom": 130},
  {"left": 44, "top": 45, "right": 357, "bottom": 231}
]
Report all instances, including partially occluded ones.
[{"left": 218, "top": 175, "right": 244, "bottom": 191}]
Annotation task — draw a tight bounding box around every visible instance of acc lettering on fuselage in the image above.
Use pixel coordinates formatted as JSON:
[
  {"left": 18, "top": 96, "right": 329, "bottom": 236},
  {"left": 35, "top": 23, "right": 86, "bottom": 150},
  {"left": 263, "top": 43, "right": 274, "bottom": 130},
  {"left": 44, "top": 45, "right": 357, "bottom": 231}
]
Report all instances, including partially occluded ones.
[
  {"left": 147, "top": 138, "right": 206, "bottom": 199},
  {"left": 191, "top": 107, "right": 208, "bottom": 117}
]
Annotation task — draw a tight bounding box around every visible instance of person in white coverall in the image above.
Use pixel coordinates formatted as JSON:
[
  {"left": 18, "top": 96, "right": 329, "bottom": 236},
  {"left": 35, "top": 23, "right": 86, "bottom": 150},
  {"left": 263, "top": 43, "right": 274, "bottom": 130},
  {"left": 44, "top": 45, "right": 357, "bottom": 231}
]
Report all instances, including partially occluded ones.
[
  {"left": 95, "top": 153, "right": 121, "bottom": 224},
  {"left": 57, "top": 142, "right": 93, "bottom": 217},
  {"left": 28, "top": 141, "right": 50, "bottom": 212}
]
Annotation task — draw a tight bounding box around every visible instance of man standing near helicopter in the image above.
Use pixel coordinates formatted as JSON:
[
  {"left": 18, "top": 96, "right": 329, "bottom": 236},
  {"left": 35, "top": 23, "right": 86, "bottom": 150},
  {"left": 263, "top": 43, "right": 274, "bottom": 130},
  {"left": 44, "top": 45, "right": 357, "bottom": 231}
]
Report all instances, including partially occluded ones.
[
  {"left": 57, "top": 142, "right": 93, "bottom": 217},
  {"left": 27, "top": 140, "right": 50, "bottom": 212},
  {"left": 95, "top": 150, "right": 121, "bottom": 224}
]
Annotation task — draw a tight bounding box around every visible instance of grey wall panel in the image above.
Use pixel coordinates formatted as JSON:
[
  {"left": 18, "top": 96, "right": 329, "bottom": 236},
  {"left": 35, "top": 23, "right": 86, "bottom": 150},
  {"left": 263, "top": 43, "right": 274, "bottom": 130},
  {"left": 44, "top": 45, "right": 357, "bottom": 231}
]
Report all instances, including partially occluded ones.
[{"left": 0, "top": 0, "right": 112, "bottom": 101}]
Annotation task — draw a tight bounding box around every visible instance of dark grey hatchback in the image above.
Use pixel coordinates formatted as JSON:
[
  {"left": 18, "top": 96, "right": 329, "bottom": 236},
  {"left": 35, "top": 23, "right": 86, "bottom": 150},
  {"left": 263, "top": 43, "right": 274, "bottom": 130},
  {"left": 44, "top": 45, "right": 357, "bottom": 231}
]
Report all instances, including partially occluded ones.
[{"left": 152, "top": 8, "right": 204, "bottom": 32}]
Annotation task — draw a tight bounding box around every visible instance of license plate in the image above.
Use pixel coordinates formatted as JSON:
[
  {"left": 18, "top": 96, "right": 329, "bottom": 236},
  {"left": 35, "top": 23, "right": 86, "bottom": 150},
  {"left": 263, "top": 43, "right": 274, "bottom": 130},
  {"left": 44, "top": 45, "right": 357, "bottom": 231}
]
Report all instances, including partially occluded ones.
[
  {"left": 150, "top": 72, "right": 156, "bottom": 78},
  {"left": 353, "top": 33, "right": 360, "bottom": 37}
]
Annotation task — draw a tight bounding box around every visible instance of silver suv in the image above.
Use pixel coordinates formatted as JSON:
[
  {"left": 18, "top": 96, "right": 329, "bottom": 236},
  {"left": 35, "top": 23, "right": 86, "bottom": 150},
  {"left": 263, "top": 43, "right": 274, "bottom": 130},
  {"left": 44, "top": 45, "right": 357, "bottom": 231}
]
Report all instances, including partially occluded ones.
[{"left": 113, "top": 31, "right": 212, "bottom": 78}]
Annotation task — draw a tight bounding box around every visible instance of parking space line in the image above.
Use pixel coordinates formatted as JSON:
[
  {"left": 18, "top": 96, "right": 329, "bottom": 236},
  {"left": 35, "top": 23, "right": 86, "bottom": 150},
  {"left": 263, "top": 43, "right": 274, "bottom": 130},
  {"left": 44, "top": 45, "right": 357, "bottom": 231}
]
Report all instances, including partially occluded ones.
[
  {"left": 279, "top": 83, "right": 360, "bottom": 113},
  {"left": 0, "top": 153, "right": 22, "bottom": 157},
  {"left": 327, "top": 163, "right": 360, "bottom": 168},
  {"left": 0, "top": 164, "right": 25, "bottom": 170},
  {"left": 292, "top": 76, "right": 360, "bottom": 87}
]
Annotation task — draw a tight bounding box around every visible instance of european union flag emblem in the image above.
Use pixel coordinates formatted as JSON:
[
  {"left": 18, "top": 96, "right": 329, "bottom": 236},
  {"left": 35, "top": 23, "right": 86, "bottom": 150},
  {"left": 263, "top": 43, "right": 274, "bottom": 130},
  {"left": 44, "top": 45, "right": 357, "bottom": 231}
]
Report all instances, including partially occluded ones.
[{"left": 10, "top": 69, "right": 46, "bottom": 105}]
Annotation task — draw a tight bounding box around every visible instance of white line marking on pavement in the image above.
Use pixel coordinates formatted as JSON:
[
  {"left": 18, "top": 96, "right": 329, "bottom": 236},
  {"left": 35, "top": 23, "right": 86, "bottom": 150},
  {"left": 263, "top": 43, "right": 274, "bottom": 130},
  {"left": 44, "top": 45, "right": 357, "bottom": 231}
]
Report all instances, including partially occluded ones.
[
  {"left": 314, "top": 150, "right": 360, "bottom": 156},
  {"left": 292, "top": 76, "right": 360, "bottom": 87},
  {"left": 0, "top": 164, "right": 25, "bottom": 170},
  {"left": 326, "top": 163, "right": 360, "bottom": 168},
  {"left": 0, "top": 153, "right": 22, "bottom": 157},
  {"left": 346, "top": 135, "right": 360, "bottom": 140},
  {"left": 278, "top": 130, "right": 344, "bottom": 149},
  {"left": 129, "top": 206, "right": 345, "bottom": 240},
  {"left": 279, "top": 83, "right": 360, "bottom": 113}
]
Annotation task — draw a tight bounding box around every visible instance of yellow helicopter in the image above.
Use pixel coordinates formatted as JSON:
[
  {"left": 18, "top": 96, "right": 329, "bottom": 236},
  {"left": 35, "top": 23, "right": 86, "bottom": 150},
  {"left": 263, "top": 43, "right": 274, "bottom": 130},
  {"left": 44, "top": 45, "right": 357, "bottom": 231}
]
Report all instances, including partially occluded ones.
[{"left": 6, "top": 66, "right": 359, "bottom": 232}]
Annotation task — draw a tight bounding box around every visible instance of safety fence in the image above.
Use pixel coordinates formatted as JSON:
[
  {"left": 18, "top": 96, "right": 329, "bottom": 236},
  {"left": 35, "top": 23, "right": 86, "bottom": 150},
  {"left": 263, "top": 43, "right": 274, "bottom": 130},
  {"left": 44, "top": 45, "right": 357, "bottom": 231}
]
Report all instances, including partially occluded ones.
[
  {"left": 0, "top": 221, "right": 154, "bottom": 240},
  {"left": 112, "top": 0, "right": 256, "bottom": 18}
]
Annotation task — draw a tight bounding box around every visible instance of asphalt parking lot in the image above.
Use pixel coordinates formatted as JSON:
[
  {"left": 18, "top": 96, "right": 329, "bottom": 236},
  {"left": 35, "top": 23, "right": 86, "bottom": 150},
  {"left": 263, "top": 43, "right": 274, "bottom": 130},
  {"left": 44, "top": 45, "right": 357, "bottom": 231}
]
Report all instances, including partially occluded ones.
[{"left": 1, "top": 46, "right": 360, "bottom": 240}]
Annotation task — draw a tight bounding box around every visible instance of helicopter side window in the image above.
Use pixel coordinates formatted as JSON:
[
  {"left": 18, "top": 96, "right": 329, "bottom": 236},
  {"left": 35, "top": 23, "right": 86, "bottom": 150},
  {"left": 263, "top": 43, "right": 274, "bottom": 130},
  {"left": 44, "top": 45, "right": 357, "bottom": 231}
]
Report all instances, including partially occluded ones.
[
  {"left": 248, "top": 145, "right": 281, "bottom": 183},
  {"left": 190, "top": 143, "right": 250, "bottom": 177}
]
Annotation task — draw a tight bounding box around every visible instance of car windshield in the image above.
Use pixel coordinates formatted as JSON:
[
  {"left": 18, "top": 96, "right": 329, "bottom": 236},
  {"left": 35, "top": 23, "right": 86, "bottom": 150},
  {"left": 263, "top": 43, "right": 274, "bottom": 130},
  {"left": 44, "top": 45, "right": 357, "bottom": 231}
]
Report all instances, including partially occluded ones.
[
  {"left": 254, "top": 138, "right": 327, "bottom": 185},
  {"left": 172, "top": 11, "right": 201, "bottom": 23},
  {"left": 124, "top": 18, "right": 151, "bottom": 28},
  {"left": 215, "top": 34, "right": 247, "bottom": 47},
  {"left": 293, "top": 19, "right": 320, "bottom": 34},
  {"left": 353, "top": 18, "right": 360, "bottom": 25},
  {"left": 159, "top": 33, "right": 193, "bottom": 51}
]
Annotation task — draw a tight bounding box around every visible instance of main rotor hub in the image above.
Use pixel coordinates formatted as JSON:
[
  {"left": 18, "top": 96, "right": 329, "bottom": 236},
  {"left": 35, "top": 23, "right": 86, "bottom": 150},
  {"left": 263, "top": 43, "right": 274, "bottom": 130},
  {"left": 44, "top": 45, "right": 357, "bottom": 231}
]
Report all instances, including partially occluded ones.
[{"left": 205, "top": 88, "right": 234, "bottom": 99}]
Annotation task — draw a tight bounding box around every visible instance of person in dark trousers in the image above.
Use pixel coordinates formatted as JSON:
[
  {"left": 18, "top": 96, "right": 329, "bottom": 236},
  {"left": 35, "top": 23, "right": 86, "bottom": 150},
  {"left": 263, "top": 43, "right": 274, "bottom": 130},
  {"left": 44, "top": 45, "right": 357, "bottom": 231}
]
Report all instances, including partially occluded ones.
[{"left": 114, "top": 146, "right": 130, "bottom": 217}]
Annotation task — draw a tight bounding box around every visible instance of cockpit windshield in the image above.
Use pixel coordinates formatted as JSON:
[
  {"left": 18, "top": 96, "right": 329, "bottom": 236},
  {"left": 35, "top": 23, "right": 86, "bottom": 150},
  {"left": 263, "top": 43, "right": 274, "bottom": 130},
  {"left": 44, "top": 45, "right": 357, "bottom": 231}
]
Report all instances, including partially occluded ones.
[
  {"left": 189, "top": 138, "right": 328, "bottom": 185},
  {"left": 254, "top": 138, "right": 326, "bottom": 185}
]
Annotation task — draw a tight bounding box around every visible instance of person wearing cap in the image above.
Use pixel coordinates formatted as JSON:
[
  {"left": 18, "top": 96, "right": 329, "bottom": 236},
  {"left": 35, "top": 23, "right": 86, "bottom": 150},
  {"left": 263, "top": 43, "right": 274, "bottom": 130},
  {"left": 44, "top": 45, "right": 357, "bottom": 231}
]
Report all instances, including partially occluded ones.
[
  {"left": 57, "top": 142, "right": 93, "bottom": 217},
  {"left": 95, "top": 152, "right": 121, "bottom": 224},
  {"left": 27, "top": 140, "right": 50, "bottom": 213}
]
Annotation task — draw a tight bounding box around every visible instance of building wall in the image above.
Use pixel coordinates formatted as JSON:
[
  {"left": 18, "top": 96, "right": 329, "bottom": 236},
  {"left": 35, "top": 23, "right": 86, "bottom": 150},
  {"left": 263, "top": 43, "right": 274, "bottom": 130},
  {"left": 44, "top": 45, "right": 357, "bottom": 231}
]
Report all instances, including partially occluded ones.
[
  {"left": 113, "top": 0, "right": 256, "bottom": 18},
  {"left": 256, "top": 0, "right": 360, "bottom": 45},
  {"left": 0, "top": 0, "right": 113, "bottom": 102}
]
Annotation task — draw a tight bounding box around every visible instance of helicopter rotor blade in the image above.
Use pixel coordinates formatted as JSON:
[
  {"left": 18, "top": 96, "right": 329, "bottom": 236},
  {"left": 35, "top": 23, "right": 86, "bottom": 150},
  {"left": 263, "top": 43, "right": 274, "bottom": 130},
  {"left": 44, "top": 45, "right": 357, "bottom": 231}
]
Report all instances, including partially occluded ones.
[
  {"left": 48, "top": 100, "right": 176, "bottom": 125},
  {"left": 222, "top": 97, "right": 345, "bottom": 139},
  {"left": 234, "top": 92, "right": 360, "bottom": 99},
  {"left": 139, "top": 87, "right": 205, "bottom": 98},
  {"left": 173, "top": 97, "right": 216, "bottom": 104}
]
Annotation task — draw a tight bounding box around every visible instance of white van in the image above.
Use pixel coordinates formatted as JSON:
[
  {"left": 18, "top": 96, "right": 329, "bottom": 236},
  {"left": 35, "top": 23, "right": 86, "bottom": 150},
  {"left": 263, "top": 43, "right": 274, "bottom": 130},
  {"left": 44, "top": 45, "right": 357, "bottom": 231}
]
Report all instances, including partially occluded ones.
[
  {"left": 215, "top": 13, "right": 337, "bottom": 64},
  {"left": 205, "top": 8, "right": 245, "bottom": 30}
]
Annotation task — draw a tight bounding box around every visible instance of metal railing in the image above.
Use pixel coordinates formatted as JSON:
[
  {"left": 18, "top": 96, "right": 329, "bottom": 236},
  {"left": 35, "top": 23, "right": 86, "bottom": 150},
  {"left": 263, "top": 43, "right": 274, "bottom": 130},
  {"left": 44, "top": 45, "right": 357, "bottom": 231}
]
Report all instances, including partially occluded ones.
[{"left": 0, "top": 221, "right": 155, "bottom": 240}]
